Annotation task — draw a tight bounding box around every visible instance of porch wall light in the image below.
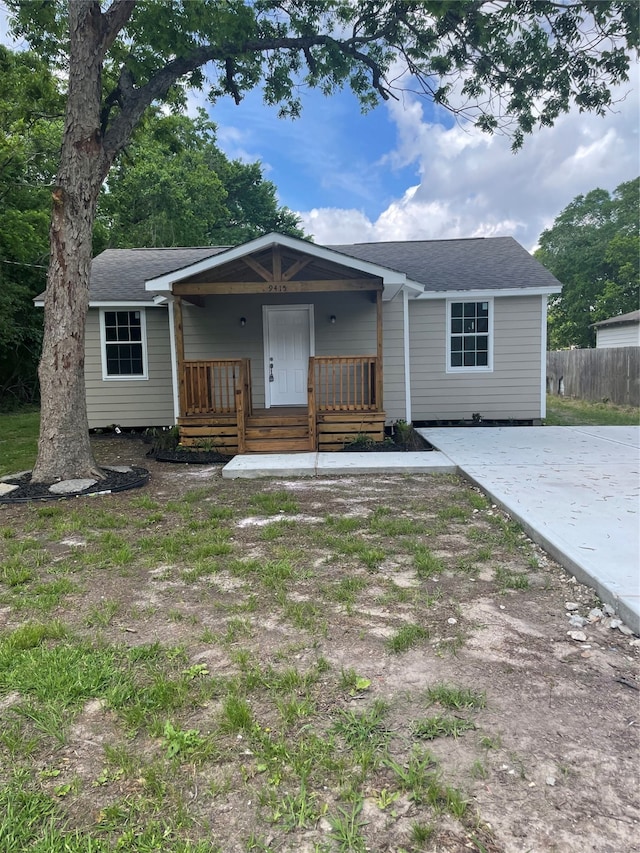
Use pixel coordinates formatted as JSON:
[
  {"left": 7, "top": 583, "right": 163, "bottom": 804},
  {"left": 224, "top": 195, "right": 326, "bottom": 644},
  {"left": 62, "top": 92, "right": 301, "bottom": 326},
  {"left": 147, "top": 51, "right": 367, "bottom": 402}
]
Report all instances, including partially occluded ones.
[
  {"left": 240, "top": 317, "right": 247, "bottom": 326},
  {"left": 329, "top": 315, "right": 336, "bottom": 324}
]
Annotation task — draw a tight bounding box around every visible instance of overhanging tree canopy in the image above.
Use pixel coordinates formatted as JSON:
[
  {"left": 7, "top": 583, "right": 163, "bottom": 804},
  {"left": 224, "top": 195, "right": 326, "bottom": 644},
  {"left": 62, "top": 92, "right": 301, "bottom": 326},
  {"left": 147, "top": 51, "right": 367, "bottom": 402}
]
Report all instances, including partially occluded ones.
[{"left": 6, "top": 0, "right": 638, "bottom": 481}]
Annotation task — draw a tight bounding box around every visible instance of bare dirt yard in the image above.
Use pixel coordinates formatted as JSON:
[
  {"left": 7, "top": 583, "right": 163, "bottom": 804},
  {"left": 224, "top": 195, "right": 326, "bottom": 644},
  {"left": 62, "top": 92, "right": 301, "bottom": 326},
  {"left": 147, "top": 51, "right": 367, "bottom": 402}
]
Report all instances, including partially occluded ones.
[{"left": 0, "top": 436, "right": 638, "bottom": 853}]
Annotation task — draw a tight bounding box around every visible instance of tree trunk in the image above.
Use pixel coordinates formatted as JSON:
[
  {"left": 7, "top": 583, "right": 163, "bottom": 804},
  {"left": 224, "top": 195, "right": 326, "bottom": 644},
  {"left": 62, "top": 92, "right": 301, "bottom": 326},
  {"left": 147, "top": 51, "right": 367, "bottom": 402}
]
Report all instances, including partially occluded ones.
[{"left": 31, "top": 2, "right": 112, "bottom": 482}]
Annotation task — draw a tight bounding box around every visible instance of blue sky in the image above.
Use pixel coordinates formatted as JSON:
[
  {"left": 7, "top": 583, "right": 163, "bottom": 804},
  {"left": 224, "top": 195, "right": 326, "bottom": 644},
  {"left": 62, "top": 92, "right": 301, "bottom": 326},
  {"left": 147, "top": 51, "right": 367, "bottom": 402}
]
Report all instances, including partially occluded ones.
[
  {"left": 199, "top": 66, "right": 639, "bottom": 251},
  {"left": 204, "top": 84, "right": 421, "bottom": 218}
]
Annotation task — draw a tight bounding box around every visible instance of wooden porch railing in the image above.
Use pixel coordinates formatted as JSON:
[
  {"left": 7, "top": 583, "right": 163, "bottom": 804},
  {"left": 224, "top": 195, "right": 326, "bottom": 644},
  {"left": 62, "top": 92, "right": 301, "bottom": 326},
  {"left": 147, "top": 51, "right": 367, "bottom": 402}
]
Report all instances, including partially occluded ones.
[
  {"left": 308, "top": 356, "right": 379, "bottom": 413},
  {"left": 183, "top": 359, "right": 252, "bottom": 418}
]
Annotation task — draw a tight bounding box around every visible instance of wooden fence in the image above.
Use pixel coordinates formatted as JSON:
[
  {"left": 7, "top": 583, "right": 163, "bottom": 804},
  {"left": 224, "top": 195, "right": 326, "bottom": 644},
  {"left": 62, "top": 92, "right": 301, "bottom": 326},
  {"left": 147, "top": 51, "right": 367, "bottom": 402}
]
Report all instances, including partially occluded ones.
[{"left": 547, "top": 347, "right": 639, "bottom": 407}]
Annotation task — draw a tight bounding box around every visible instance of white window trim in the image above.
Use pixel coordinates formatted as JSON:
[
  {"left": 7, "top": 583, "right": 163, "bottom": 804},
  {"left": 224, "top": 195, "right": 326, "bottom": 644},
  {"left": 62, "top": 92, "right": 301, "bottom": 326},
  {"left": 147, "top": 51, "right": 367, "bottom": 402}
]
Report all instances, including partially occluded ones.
[
  {"left": 99, "top": 307, "right": 149, "bottom": 381},
  {"left": 446, "top": 298, "right": 494, "bottom": 373}
]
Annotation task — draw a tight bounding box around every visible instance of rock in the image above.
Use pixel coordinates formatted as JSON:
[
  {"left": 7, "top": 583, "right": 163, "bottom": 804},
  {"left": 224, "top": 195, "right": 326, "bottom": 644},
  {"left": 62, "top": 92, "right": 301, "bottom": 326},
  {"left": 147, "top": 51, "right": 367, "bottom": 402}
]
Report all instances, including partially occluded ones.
[
  {"left": 588, "top": 608, "right": 604, "bottom": 622},
  {"left": 567, "top": 630, "right": 588, "bottom": 642},
  {"left": 603, "top": 604, "right": 616, "bottom": 617},
  {"left": 546, "top": 776, "right": 556, "bottom": 786},
  {"left": 565, "top": 602, "right": 580, "bottom": 611},
  {"left": 103, "top": 465, "right": 133, "bottom": 473},
  {"left": 0, "top": 471, "right": 30, "bottom": 482},
  {"left": 447, "top": 617, "right": 458, "bottom": 625},
  {"left": 609, "top": 619, "right": 623, "bottom": 630},
  {"left": 618, "top": 625, "right": 634, "bottom": 636},
  {"left": 0, "top": 483, "right": 19, "bottom": 496},
  {"left": 568, "top": 615, "right": 587, "bottom": 628},
  {"left": 48, "top": 478, "right": 98, "bottom": 495}
]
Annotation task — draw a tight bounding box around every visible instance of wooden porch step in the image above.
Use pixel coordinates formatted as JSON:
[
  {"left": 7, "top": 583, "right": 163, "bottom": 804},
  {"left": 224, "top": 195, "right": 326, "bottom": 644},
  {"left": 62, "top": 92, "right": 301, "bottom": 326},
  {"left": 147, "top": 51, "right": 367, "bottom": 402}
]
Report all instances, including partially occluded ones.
[
  {"left": 244, "top": 437, "right": 313, "bottom": 453},
  {"left": 245, "top": 425, "right": 309, "bottom": 440},
  {"left": 246, "top": 415, "right": 308, "bottom": 428}
]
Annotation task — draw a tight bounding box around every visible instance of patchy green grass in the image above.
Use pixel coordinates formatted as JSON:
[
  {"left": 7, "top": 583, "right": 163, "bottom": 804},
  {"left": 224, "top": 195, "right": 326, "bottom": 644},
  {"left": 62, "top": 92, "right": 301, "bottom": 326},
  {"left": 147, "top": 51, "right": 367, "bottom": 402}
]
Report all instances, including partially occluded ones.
[
  {"left": 386, "top": 623, "right": 430, "bottom": 653},
  {"left": 545, "top": 395, "right": 639, "bottom": 426},
  {"left": 0, "top": 437, "right": 623, "bottom": 853},
  {"left": 0, "top": 408, "right": 40, "bottom": 476}
]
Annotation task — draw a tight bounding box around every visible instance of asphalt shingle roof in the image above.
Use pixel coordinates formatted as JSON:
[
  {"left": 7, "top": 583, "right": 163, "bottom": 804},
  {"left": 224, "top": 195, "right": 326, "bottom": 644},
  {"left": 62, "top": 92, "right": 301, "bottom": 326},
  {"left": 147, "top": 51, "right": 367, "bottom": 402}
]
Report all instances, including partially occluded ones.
[
  {"left": 329, "top": 236, "right": 561, "bottom": 292},
  {"left": 41, "top": 236, "right": 559, "bottom": 304},
  {"left": 87, "top": 247, "right": 229, "bottom": 302},
  {"left": 592, "top": 309, "right": 640, "bottom": 328}
]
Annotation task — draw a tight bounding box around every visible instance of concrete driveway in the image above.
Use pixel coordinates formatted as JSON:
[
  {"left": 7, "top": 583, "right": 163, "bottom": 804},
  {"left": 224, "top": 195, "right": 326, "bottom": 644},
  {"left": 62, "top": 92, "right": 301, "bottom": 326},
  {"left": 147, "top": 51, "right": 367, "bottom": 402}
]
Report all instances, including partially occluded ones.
[{"left": 420, "top": 426, "right": 640, "bottom": 633}]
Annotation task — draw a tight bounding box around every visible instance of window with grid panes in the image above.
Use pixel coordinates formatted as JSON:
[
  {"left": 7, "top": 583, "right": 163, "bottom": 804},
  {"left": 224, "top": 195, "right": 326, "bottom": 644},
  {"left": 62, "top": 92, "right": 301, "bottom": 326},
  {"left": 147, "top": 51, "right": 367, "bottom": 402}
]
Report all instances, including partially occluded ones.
[
  {"left": 449, "top": 301, "right": 490, "bottom": 369},
  {"left": 103, "top": 310, "right": 145, "bottom": 376}
]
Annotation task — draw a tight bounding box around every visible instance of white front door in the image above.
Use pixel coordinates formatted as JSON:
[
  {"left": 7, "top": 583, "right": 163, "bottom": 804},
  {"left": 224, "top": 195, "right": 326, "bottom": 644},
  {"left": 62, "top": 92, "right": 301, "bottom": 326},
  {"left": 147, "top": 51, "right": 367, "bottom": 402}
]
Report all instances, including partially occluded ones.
[{"left": 264, "top": 305, "right": 314, "bottom": 406}]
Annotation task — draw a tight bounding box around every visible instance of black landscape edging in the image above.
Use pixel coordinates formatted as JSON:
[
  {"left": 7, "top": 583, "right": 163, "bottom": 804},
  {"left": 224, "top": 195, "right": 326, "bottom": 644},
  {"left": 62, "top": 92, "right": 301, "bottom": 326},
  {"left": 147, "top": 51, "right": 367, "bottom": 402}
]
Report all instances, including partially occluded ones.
[{"left": 0, "top": 467, "right": 150, "bottom": 504}]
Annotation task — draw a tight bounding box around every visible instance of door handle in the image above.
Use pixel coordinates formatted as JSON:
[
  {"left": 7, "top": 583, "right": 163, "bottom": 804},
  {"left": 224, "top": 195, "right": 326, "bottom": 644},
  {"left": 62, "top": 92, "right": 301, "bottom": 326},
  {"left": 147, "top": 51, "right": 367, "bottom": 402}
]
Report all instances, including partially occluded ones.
[{"left": 269, "top": 357, "right": 274, "bottom": 382}]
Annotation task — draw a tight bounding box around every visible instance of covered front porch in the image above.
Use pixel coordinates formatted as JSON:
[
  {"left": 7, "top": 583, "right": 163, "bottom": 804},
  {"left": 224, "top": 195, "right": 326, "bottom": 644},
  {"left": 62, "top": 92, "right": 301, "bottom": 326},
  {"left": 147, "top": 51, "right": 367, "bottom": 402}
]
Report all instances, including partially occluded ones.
[
  {"left": 177, "top": 356, "right": 385, "bottom": 453},
  {"left": 149, "top": 234, "right": 399, "bottom": 453}
]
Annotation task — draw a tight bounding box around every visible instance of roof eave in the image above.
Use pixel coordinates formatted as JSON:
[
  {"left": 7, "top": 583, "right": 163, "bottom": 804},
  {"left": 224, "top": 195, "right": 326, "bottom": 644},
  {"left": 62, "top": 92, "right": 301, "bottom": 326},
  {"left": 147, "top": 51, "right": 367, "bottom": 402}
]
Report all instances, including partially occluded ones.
[{"left": 416, "top": 285, "right": 562, "bottom": 300}]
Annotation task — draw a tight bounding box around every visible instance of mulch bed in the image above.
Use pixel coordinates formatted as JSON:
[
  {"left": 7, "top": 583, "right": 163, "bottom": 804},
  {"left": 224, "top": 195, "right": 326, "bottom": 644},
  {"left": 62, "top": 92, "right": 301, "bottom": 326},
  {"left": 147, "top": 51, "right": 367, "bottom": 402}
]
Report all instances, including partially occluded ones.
[
  {"left": 148, "top": 448, "right": 231, "bottom": 464},
  {"left": 0, "top": 466, "right": 149, "bottom": 504}
]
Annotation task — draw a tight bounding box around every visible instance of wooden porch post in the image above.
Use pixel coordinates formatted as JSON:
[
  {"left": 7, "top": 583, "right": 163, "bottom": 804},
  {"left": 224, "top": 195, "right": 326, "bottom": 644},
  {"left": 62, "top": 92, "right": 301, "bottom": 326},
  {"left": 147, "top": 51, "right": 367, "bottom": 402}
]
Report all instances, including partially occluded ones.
[
  {"left": 376, "top": 289, "right": 383, "bottom": 410},
  {"left": 173, "top": 296, "right": 186, "bottom": 417}
]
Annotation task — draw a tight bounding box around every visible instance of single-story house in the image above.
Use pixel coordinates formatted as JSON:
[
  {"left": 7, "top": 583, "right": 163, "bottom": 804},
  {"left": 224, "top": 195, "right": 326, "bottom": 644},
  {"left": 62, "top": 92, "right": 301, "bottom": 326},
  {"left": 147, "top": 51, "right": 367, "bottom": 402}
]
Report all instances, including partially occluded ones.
[
  {"left": 592, "top": 310, "right": 640, "bottom": 348},
  {"left": 36, "top": 232, "right": 562, "bottom": 452}
]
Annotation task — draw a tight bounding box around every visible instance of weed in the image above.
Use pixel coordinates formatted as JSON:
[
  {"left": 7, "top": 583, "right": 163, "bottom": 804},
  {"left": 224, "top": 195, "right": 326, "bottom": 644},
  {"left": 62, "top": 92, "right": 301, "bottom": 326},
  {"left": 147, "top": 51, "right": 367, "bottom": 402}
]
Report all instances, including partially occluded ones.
[
  {"left": 426, "top": 684, "right": 486, "bottom": 710},
  {"left": 412, "top": 544, "right": 445, "bottom": 577},
  {"left": 330, "top": 576, "right": 368, "bottom": 609},
  {"left": 369, "top": 509, "right": 425, "bottom": 536},
  {"left": 411, "top": 821, "right": 436, "bottom": 846},
  {"left": 260, "top": 519, "right": 297, "bottom": 541},
  {"left": 386, "top": 623, "right": 429, "bottom": 653},
  {"left": 1, "top": 557, "right": 34, "bottom": 587},
  {"left": 413, "top": 714, "right": 476, "bottom": 740},
  {"left": 324, "top": 515, "right": 363, "bottom": 534},
  {"left": 248, "top": 490, "right": 298, "bottom": 515},
  {"left": 162, "top": 720, "right": 206, "bottom": 759},
  {"left": 467, "top": 491, "right": 489, "bottom": 510},
  {"left": 479, "top": 734, "right": 502, "bottom": 750},
  {"left": 495, "top": 567, "right": 530, "bottom": 591},
  {"left": 334, "top": 537, "right": 386, "bottom": 570},
  {"left": 281, "top": 599, "right": 322, "bottom": 630},
  {"left": 332, "top": 700, "right": 390, "bottom": 753},
  {"left": 470, "top": 759, "right": 488, "bottom": 779},
  {"left": 437, "top": 504, "right": 470, "bottom": 522},
  {"left": 270, "top": 780, "right": 322, "bottom": 830},
  {"left": 375, "top": 788, "right": 399, "bottom": 810},
  {"left": 220, "top": 694, "right": 254, "bottom": 733},
  {"left": 384, "top": 750, "right": 437, "bottom": 804},
  {"left": 339, "top": 668, "right": 371, "bottom": 695},
  {"left": 328, "top": 801, "right": 367, "bottom": 852},
  {"left": 84, "top": 599, "right": 119, "bottom": 627}
]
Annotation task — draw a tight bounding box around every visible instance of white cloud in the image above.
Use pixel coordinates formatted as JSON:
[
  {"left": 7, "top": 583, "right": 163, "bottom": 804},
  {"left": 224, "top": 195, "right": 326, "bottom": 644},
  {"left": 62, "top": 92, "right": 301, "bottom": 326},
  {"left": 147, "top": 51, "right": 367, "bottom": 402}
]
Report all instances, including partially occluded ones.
[{"left": 299, "top": 63, "right": 639, "bottom": 250}]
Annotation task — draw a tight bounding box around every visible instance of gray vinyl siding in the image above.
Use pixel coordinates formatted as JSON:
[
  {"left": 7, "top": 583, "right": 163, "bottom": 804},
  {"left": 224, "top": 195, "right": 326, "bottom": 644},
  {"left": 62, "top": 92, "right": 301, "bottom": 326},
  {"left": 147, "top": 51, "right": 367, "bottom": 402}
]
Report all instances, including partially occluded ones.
[
  {"left": 183, "top": 292, "right": 379, "bottom": 409},
  {"left": 382, "top": 295, "right": 407, "bottom": 421},
  {"left": 596, "top": 324, "right": 640, "bottom": 348},
  {"left": 409, "top": 295, "right": 543, "bottom": 421},
  {"left": 84, "top": 307, "right": 174, "bottom": 429}
]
